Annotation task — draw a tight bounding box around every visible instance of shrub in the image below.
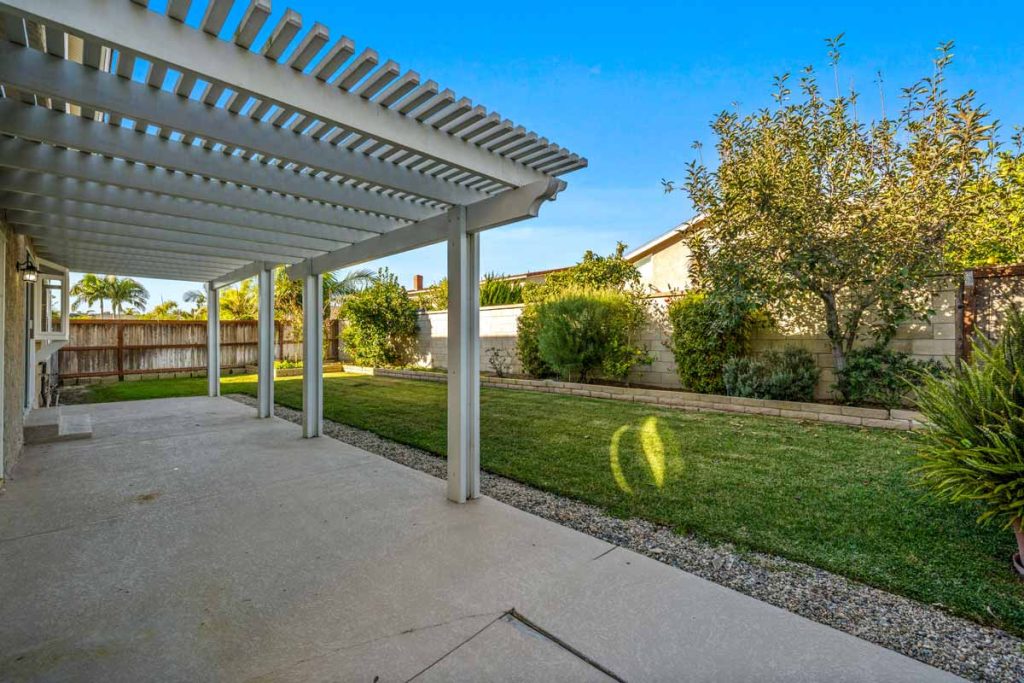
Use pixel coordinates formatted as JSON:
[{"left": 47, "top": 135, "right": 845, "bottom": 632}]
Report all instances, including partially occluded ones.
[
  {"left": 339, "top": 269, "right": 419, "bottom": 367},
  {"left": 517, "top": 245, "right": 645, "bottom": 378},
  {"left": 914, "top": 308, "right": 1024, "bottom": 555},
  {"left": 667, "top": 292, "right": 755, "bottom": 394},
  {"left": 835, "top": 345, "right": 943, "bottom": 407},
  {"left": 534, "top": 288, "right": 650, "bottom": 383},
  {"left": 723, "top": 347, "right": 820, "bottom": 402}
]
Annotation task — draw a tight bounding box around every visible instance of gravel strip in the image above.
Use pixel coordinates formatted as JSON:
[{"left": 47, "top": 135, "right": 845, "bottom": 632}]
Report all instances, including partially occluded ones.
[{"left": 228, "top": 393, "right": 1023, "bottom": 682}]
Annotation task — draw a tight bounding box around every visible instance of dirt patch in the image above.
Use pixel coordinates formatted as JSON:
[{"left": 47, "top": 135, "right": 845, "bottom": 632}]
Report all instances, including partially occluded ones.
[{"left": 133, "top": 491, "right": 161, "bottom": 504}]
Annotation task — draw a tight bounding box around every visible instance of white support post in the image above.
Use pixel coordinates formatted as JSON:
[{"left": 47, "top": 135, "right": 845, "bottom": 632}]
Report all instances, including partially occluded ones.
[
  {"left": 206, "top": 282, "right": 220, "bottom": 397},
  {"left": 301, "top": 273, "right": 323, "bottom": 438},
  {"left": 257, "top": 265, "right": 274, "bottom": 418},
  {"left": 446, "top": 205, "right": 480, "bottom": 503}
]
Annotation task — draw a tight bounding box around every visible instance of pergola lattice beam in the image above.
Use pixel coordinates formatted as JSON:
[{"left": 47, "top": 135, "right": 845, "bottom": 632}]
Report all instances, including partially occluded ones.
[
  {"left": 286, "top": 178, "right": 564, "bottom": 277},
  {"left": 0, "top": 192, "right": 348, "bottom": 254},
  {"left": 0, "top": 139, "right": 399, "bottom": 234},
  {"left": 0, "top": 42, "right": 494, "bottom": 208},
  {"left": 13, "top": 219, "right": 299, "bottom": 263},
  {"left": 0, "top": 100, "right": 434, "bottom": 221},
  {"left": 0, "top": 0, "right": 563, "bottom": 187},
  {"left": 0, "top": 170, "right": 375, "bottom": 243}
]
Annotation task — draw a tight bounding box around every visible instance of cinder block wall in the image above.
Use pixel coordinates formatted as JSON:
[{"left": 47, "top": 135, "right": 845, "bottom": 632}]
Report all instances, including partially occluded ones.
[
  {"left": 3, "top": 224, "right": 28, "bottom": 479},
  {"left": 409, "top": 282, "right": 959, "bottom": 401}
]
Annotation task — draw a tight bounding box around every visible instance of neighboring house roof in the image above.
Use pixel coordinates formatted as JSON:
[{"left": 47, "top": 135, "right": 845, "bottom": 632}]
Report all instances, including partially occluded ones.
[
  {"left": 624, "top": 214, "right": 705, "bottom": 263},
  {"left": 409, "top": 215, "right": 706, "bottom": 292}
]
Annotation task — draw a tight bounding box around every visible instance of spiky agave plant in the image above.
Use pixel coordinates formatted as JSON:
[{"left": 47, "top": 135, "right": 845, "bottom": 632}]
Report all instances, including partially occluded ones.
[{"left": 914, "top": 308, "right": 1024, "bottom": 573}]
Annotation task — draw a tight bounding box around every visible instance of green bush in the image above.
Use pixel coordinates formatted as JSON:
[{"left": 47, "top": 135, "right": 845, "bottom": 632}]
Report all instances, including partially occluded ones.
[
  {"left": 515, "top": 306, "right": 554, "bottom": 378},
  {"left": 667, "top": 292, "right": 755, "bottom": 394},
  {"left": 723, "top": 347, "right": 820, "bottom": 402},
  {"left": 835, "top": 345, "right": 943, "bottom": 407},
  {"left": 914, "top": 308, "right": 1024, "bottom": 537},
  {"left": 339, "top": 269, "right": 419, "bottom": 367},
  {"left": 534, "top": 288, "right": 650, "bottom": 383},
  {"left": 517, "top": 244, "right": 645, "bottom": 379}
]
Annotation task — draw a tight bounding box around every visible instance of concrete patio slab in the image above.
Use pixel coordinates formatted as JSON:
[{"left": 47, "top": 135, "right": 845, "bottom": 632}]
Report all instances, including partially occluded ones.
[{"left": 0, "top": 397, "right": 961, "bottom": 682}]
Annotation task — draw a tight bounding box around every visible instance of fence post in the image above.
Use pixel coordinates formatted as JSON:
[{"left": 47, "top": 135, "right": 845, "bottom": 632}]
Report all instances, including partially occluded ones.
[
  {"left": 116, "top": 322, "right": 125, "bottom": 381},
  {"left": 961, "top": 269, "right": 975, "bottom": 363}
]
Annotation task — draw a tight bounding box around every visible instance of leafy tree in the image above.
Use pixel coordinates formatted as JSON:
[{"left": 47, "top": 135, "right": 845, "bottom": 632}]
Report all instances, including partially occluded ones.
[
  {"left": 339, "top": 269, "right": 419, "bottom": 367},
  {"left": 183, "top": 288, "right": 207, "bottom": 319},
  {"left": 421, "top": 278, "right": 448, "bottom": 311},
  {"left": 947, "top": 142, "right": 1024, "bottom": 269},
  {"left": 670, "top": 40, "right": 997, "bottom": 376}
]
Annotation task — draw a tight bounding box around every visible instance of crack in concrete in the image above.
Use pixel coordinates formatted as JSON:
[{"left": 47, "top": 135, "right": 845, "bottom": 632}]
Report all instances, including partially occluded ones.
[
  {"left": 404, "top": 611, "right": 509, "bottom": 682},
  {"left": 590, "top": 545, "right": 619, "bottom": 562},
  {"left": 245, "top": 609, "right": 507, "bottom": 681}
]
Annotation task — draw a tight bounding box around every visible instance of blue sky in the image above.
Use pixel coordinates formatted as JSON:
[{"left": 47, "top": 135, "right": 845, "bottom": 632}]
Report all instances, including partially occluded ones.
[{"left": 75, "top": 0, "right": 1024, "bottom": 306}]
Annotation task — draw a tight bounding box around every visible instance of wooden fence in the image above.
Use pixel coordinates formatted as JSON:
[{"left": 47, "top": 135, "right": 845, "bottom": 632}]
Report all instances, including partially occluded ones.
[
  {"left": 58, "top": 319, "right": 340, "bottom": 382},
  {"left": 961, "top": 264, "right": 1024, "bottom": 359}
]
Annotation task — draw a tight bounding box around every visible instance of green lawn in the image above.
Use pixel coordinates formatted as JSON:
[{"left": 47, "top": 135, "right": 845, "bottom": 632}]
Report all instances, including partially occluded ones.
[{"left": 79, "top": 372, "right": 1024, "bottom": 636}]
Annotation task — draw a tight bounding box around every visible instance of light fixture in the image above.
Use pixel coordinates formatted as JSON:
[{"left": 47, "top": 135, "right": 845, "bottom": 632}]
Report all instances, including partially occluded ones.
[{"left": 16, "top": 254, "right": 38, "bottom": 283}]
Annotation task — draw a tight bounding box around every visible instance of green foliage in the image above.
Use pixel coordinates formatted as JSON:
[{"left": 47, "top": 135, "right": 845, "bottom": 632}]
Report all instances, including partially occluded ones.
[
  {"left": 479, "top": 273, "right": 524, "bottom": 307},
  {"left": 723, "top": 347, "right": 820, "bottom": 402},
  {"left": 517, "top": 245, "right": 647, "bottom": 379},
  {"left": 524, "top": 242, "right": 640, "bottom": 303},
  {"left": 947, "top": 148, "right": 1024, "bottom": 269},
  {"left": 515, "top": 305, "right": 553, "bottom": 377},
  {"left": 339, "top": 269, "right": 419, "bottom": 367},
  {"left": 218, "top": 279, "right": 258, "bottom": 320},
  {"left": 835, "top": 345, "right": 944, "bottom": 408},
  {"left": 534, "top": 288, "right": 651, "bottom": 383},
  {"left": 915, "top": 308, "right": 1024, "bottom": 531},
  {"left": 666, "top": 292, "right": 755, "bottom": 393},
  {"left": 139, "top": 300, "right": 186, "bottom": 320},
  {"left": 671, "top": 41, "right": 997, "bottom": 373},
  {"left": 421, "top": 278, "right": 448, "bottom": 312}
]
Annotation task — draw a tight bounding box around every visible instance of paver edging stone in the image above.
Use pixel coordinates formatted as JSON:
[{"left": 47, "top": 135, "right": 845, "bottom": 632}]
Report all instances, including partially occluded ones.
[{"left": 359, "top": 367, "right": 926, "bottom": 431}]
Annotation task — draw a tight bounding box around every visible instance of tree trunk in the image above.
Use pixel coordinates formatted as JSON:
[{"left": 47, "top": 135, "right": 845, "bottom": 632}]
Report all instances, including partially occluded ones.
[{"left": 820, "top": 292, "right": 847, "bottom": 373}]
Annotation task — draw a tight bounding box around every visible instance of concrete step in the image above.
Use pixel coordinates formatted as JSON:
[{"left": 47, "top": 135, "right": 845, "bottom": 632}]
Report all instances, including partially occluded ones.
[{"left": 24, "top": 407, "right": 93, "bottom": 445}]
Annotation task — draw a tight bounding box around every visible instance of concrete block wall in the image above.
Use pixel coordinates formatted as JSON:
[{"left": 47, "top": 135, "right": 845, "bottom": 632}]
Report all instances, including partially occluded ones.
[{"left": 408, "top": 282, "right": 959, "bottom": 401}]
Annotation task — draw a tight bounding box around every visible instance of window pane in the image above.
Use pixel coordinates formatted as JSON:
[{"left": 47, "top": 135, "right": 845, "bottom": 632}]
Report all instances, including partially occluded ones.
[{"left": 41, "top": 278, "right": 63, "bottom": 335}]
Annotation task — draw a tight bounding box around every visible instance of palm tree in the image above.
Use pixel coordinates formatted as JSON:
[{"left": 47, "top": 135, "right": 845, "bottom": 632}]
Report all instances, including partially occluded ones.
[
  {"left": 70, "top": 273, "right": 108, "bottom": 316},
  {"left": 273, "top": 267, "right": 374, "bottom": 320},
  {"left": 218, "top": 279, "right": 258, "bottom": 320},
  {"left": 104, "top": 276, "right": 149, "bottom": 317},
  {"left": 183, "top": 288, "right": 207, "bottom": 318}
]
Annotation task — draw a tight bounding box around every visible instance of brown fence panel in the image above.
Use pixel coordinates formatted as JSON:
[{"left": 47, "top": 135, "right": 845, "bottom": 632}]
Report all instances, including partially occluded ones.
[
  {"left": 962, "top": 264, "right": 1024, "bottom": 358},
  {"left": 59, "top": 319, "right": 326, "bottom": 381}
]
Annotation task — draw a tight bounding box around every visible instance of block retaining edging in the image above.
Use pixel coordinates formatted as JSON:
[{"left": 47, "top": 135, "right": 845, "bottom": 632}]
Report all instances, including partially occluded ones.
[{"left": 353, "top": 366, "right": 926, "bottom": 431}]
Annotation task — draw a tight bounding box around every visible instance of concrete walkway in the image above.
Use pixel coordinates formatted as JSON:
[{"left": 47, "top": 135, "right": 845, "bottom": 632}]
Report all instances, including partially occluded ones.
[{"left": 0, "top": 397, "right": 960, "bottom": 682}]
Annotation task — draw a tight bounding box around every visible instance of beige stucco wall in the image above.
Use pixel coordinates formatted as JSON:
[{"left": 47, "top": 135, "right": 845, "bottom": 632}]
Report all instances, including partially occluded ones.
[
  {"left": 407, "top": 281, "right": 959, "bottom": 401},
  {"left": 635, "top": 239, "right": 694, "bottom": 293},
  {"left": 3, "top": 223, "right": 28, "bottom": 480}
]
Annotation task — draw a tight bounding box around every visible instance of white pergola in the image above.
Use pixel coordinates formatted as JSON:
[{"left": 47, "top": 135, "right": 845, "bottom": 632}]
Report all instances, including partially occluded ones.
[{"left": 0, "top": 0, "right": 585, "bottom": 502}]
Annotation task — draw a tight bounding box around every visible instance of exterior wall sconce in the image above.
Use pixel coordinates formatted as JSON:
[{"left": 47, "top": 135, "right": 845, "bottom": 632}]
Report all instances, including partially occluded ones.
[{"left": 17, "top": 254, "right": 39, "bottom": 282}]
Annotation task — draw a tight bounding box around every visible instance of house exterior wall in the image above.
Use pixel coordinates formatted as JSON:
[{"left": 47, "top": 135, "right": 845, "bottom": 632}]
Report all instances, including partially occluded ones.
[
  {"left": 642, "top": 239, "right": 693, "bottom": 293},
  {"left": 2, "top": 222, "right": 28, "bottom": 480}
]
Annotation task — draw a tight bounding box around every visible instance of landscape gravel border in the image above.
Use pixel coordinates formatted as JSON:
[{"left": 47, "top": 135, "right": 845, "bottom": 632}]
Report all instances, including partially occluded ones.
[{"left": 227, "top": 394, "right": 1023, "bottom": 682}]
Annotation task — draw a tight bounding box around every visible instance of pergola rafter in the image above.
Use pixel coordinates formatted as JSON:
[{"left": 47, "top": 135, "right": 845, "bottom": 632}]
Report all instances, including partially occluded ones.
[{"left": 0, "top": 0, "right": 585, "bottom": 503}]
